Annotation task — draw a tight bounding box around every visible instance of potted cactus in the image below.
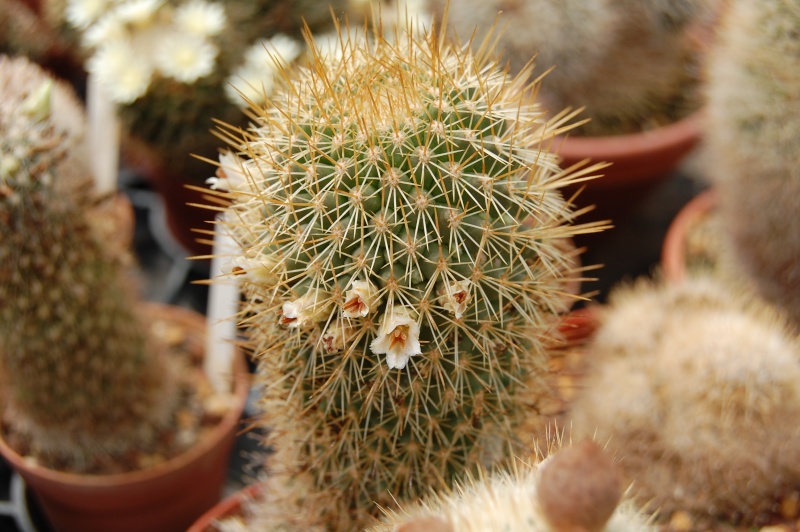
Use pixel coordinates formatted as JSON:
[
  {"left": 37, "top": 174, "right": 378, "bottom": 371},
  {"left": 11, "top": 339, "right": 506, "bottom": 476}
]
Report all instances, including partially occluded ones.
[
  {"left": 0, "top": 55, "right": 248, "bottom": 531},
  {"left": 429, "top": 0, "right": 720, "bottom": 227},
  {"left": 567, "top": 276, "right": 800, "bottom": 529},
  {"left": 61, "top": 0, "right": 351, "bottom": 256},
  {"left": 202, "top": 11, "right": 608, "bottom": 529}
]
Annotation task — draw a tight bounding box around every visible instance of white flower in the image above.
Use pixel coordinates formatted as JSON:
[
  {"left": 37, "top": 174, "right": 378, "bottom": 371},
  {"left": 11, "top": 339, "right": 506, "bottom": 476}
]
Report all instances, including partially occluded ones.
[
  {"left": 206, "top": 152, "right": 250, "bottom": 191},
  {"left": 114, "top": 0, "right": 164, "bottom": 27},
  {"left": 280, "top": 288, "right": 332, "bottom": 328},
  {"left": 341, "top": 279, "right": 380, "bottom": 318},
  {"left": 320, "top": 320, "right": 354, "bottom": 353},
  {"left": 223, "top": 252, "right": 281, "bottom": 285},
  {"left": 87, "top": 41, "right": 154, "bottom": 103},
  {"left": 225, "top": 36, "right": 302, "bottom": 107},
  {"left": 154, "top": 32, "right": 217, "bottom": 83},
  {"left": 82, "top": 14, "right": 127, "bottom": 48},
  {"left": 441, "top": 279, "right": 472, "bottom": 319},
  {"left": 370, "top": 306, "right": 422, "bottom": 369},
  {"left": 174, "top": 0, "right": 226, "bottom": 37},
  {"left": 66, "top": 0, "right": 113, "bottom": 29}
]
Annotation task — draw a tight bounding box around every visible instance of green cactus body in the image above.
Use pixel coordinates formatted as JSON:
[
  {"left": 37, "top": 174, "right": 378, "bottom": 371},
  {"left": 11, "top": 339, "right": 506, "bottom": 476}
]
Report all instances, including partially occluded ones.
[
  {"left": 216, "top": 18, "right": 605, "bottom": 529},
  {"left": 568, "top": 277, "right": 800, "bottom": 526},
  {"left": 0, "top": 56, "right": 177, "bottom": 470},
  {"left": 431, "top": 0, "right": 716, "bottom": 134},
  {"left": 706, "top": 0, "right": 800, "bottom": 326}
]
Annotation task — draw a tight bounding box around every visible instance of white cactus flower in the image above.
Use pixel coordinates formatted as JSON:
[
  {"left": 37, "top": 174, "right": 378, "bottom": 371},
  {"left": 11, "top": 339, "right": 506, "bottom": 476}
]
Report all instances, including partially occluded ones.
[
  {"left": 65, "top": 0, "right": 113, "bottom": 29},
  {"left": 154, "top": 32, "right": 217, "bottom": 83},
  {"left": 341, "top": 279, "right": 380, "bottom": 318},
  {"left": 320, "top": 320, "right": 354, "bottom": 354},
  {"left": 206, "top": 152, "right": 251, "bottom": 191},
  {"left": 370, "top": 306, "right": 421, "bottom": 369},
  {"left": 223, "top": 252, "right": 281, "bottom": 285},
  {"left": 281, "top": 288, "right": 332, "bottom": 329},
  {"left": 174, "top": 0, "right": 226, "bottom": 37},
  {"left": 87, "top": 41, "right": 154, "bottom": 103},
  {"left": 441, "top": 279, "right": 471, "bottom": 319}
]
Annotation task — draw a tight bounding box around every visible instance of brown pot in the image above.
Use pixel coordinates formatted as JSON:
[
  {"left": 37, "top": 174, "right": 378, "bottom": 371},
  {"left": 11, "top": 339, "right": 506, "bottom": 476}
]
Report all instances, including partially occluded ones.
[
  {"left": 661, "top": 188, "right": 717, "bottom": 283},
  {"left": 555, "top": 110, "right": 704, "bottom": 226},
  {"left": 187, "top": 483, "right": 261, "bottom": 532},
  {"left": 0, "top": 303, "right": 250, "bottom": 532}
]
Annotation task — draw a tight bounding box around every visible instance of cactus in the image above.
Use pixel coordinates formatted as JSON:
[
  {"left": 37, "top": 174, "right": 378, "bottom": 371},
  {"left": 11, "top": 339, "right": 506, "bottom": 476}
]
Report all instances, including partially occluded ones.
[
  {"left": 429, "top": 0, "right": 717, "bottom": 135},
  {"left": 212, "top": 15, "right": 606, "bottom": 530},
  {"left": 704, "top": 0, "right": 800, "bottom": 326},
  {"left": 372, "top": 439, "right": 652, "bottom": 532},
  {"left": 568, "top": 276, "right": 800, "bottom": 526},
  {"left": 0, "top": 55, "right": 178, "bottom": 471}
]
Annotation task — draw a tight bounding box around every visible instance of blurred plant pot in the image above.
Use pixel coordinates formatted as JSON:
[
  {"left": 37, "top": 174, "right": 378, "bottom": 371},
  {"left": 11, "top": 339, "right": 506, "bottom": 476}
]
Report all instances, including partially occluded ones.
[
  {"left": 661, "top": 188, "right": 717, "bottom": 283},
  {"left": 0, "top": 303, "right": 250, "bottom": 532},
  {"left": 187, "top": 483, "right": 261, "bottom": 532},
  {"left": 556, "top": 110, "right": 704, "bottom": 228}
]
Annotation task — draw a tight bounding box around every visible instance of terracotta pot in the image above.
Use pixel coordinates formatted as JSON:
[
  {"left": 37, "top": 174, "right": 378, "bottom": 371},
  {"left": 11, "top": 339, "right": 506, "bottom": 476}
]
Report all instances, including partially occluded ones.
[
  {"left": 187, "top": 483, "right": 261, "bottom": 532},
  {"left": 661, "top": 188, "right": 717, "bottom": 283},
  {"left": 0, "top": 304, "right": 250, "bottom": 532},
  {"left": 556, "top": 110, "right": 704, "bottom": 226}
]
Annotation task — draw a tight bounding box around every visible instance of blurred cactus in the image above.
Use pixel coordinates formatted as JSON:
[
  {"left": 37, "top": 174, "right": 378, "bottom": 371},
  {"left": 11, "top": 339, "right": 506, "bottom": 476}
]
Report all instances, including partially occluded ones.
[
  {"left": 705, "top": 0, "right": 800, "bottom": 326},
  {"left": 373, "top": 439, "right": 651, "bottom": 532},
  {"left": 430, "top": 0, "right": 717, "bottom": 134},
  {"left": 568, "top": 276, "right": 800, "bottom": 526},
  {"left": 64, "top": 0, "right": 351, "bottom": 182},
  {"left": 213, "top": 14, "right": 606, "bottom": 529},
  {"left": 0, "top": 55, "right": 178, "bottom": 470}
]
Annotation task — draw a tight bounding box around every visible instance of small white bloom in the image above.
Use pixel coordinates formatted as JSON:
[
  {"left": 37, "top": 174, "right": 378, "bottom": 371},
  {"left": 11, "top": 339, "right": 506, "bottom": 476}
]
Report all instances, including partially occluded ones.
[
  {"left": 66, "top": 0, "right": 113, "bottom": 29},
  {"left": 82, "top": 14, "right": 127, "bottom": 48},
  {"left": 441, "top": 279, "right": 472, "bottom": 319},
  {"left": 206, "top": 152, "right": 250, "bottom": 191},
  {"left": 320, "top": 320, "right": 354, "bottom": 353},
  {"left": 174, "top": 0, "right": 226, "bottom": 37},
  {"left": 370, "top": 306, "right": 422, "bottom": 369},
  {"left": 223, "top": 253, "right": 281, "bottom": 285},
  {"left": 154, "top": 32, "right": 217, "bottom": 83},
  {"left": 341, "top": 279, "right": 380, "bottom": 318},
  {"left": 87, "top": 41, "right": 154, "bottom": 103},
  {"left": 114, "top": 0, "right": 164, "bottom": 27},
  {"left": 280, "top": 288, "right": 332, "bottom": 328},
  {"left": 225, "top": 36, "right": 302, "bottom": 107}
]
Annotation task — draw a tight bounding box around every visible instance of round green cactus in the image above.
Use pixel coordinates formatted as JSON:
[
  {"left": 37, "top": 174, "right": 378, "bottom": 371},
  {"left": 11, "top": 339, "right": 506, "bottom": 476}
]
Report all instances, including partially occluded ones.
[
  {"left": 0, "top": 55, "right": 177, "bottom": 470},
  {"left": 215, "top": 18, "right": 606, "bottom": 529}
]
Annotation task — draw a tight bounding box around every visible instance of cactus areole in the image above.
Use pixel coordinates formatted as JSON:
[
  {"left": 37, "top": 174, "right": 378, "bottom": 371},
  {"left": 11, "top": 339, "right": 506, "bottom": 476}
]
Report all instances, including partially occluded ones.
[{"left": 214, "top": 17, "right": 604, "bottom": 529}]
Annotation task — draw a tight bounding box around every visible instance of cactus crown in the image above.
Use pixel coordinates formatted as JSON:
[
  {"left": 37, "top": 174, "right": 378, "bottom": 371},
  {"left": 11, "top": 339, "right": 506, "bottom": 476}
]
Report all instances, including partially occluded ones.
[{"left": 217, "top": 15, "right": 605, "bottom": 529}]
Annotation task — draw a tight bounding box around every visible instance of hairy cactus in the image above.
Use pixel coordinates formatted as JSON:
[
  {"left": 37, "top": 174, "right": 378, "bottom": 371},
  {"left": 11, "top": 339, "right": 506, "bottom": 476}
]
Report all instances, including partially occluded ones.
[
  {"left": 568, "top": 276, "right": 800, "bottom": 526},
  {"left": 430, "top": 0, "right": 717, "bottom": 134},
  {"left": 373, "top": 439, "right": 651, "bottom": 532},
  {"left": 705, "top": 0, "right": 800, "bottom": 326},
  {"left": 213, "top": 16, "right": 606, "bottom": 530},
  {"left": 0, "top": 56, "right": 178, "bottom": 470}
]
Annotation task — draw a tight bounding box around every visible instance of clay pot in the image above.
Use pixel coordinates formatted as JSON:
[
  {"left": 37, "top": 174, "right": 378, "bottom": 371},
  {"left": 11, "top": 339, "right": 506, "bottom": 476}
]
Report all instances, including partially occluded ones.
[
  {"left": 661, "top": 188, "right": 717, "bottom": 283},
  {"left": 556, "top": 110, "right": 704, "bottom": 226},
  {"left": 187, "top": 483, "right": 261, "bottom": 532},
  {"left": 0, "top": 304, "right": 250, "bottom": 532}
]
